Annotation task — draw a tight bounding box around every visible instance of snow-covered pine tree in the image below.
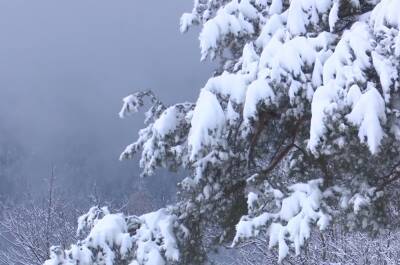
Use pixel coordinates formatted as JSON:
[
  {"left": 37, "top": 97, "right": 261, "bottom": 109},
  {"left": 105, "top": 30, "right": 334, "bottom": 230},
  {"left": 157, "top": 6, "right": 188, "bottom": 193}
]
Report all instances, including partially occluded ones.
[{"left": 45, "top": 0, "right": 400, "bottom": 264}]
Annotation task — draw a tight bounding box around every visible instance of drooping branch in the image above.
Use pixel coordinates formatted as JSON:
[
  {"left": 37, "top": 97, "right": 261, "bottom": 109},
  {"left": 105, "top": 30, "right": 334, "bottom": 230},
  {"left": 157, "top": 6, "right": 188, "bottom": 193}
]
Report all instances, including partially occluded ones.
[{"left": 119, "top": 90, "right": 165, "bottom": 120}]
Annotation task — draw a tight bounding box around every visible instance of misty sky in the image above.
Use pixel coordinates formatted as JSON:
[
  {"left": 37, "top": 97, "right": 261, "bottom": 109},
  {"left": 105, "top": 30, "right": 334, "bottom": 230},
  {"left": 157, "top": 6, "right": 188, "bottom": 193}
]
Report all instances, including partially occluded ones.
[{"left": 0, "top": 1, "right": 212, "bottom": 199}]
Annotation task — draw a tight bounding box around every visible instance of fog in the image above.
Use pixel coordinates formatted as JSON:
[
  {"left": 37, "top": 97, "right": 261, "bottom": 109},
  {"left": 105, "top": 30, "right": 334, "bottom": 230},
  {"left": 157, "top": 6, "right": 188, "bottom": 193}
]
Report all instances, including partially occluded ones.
[{"left": 0, "top": 0, "right": 212, "bottom": 202}]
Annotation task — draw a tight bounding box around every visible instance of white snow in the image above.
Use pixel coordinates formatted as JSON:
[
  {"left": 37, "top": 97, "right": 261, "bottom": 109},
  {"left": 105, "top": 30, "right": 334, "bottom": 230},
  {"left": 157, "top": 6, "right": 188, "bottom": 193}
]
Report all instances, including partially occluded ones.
[
  {"left": 199, "top": 1, "right": 255, "bottom": 60},
  {"left": 308, "top": 81, "right": 340, "bottom": 154},
  {"left": 153, "top": 106, "right": 182, "bottom": 137},
  {"left": 371, "top": 51, "right": 397, "bottom": 102},
  {"left": 328, "top": 1, "right": 339, "bottom": 32},
  {"left": 204, "top": 72, "right": 248, "bottom": 104},
  {"left": 370, "top": 0, "right": 400, "bottom": 32},
  {"left": 180, "top": 13, "right": 196, "bottom": 33},
  {"left": 45, "top": 1, "right": 400, "bottom": 264},
  {"left": 256, "top": 14, "right": 284, "bottom": 48},
  {"left": 269, "top": 0, "right": 283, "bottom": 15},
  {"left": 188, "top": 89, "right": 226, "bottom": 160},
  {"left": 119, "top": 94, "right": 141, "bottom": 118},
  {"left": 247, "top": 192, "right": 259, "bottom": 210},
  {"left": 346, "top": 84, "right": 386, "bottom": 154},
  {"left": 233, "top": 179, "right": 329, "bottom": 262},
  {"left": 137, "top": 209, "right": 180, "bottom": 264},
  {"left": 308, "top": 22, "right": 385, "bottom": 154},
  {"left": 86, "top": 214, "right": 132, "bottom": 264},
  {"left": 243, "top": 78, "right": 275, "bottom": 120}
]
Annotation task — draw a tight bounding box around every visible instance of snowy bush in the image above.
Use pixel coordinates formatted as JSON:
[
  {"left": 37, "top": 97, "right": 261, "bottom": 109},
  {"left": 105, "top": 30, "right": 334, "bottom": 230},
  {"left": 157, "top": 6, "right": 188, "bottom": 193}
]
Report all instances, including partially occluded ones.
[
  {"left": 45, "top": 207, "right": 182, "bottom": 265},
  {"left": 46, "top": 0, "right": 400, "bottom": 264}
]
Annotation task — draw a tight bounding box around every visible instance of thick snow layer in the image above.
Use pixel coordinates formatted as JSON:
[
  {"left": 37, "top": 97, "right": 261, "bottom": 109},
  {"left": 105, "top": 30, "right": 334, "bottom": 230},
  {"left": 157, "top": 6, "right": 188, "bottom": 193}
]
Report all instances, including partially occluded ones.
[
  {"left": 86, "top": 214, "right": 132, "bottom": 263},
  {"left": 199, "top": 0, "right": 255, "bottom": 60},
  {"left": 243, "top": 78, "right": 275, "bottom": 120},
  {"left": 346, "top": 84, "right": 386, "bottom": 154},
  {"left": 188, "top": 89, "right": 226, "bottom": 160},
  {"left": 77, "top": 206, "right": 110, "bottom": 236},
  {"left": 286, "top": 0, "right": 307, "bottom": 35},
  {"left": 286, "top": 0, "right": 333, "bottom": 35},
  {"left": 153, "top": 106, "right": 182, "bottom": 137},
  {"left": 240, "top": 43, "right": 259, "bottom": 78},
  {"left": 322, "top": 22, "right": 372, "bottom": 86},
  {"left": 269, "top": 0, "right": 283, "bottom": 14},
  {"left": 308, "top": 21, "right": 386, "bottom": 154},
  {"left": 139, "top": 209, "right": 179, "bottom": 262},
  {"left": 45, "top": 206, "right": 181, "bottom": 265},
  {"left": 346, "top": 84, "right": 362, "bottom": 107},
  {"left": 370, "top": 0, "right": 400, "bottom": 32},
  {"left": 180, "top": 13, "right": 197, "bottom": 33},
  {"left": 328, "top": 1, "right": 339, "bottom": 32},
  {"left": 204, "top": 72, "right": 249, "bottom": 104},
  {"left": 125, "top": 209, "right": 179, "bottom": 265},
  {"left": 256, "top": 14, "right": 283, "bottom": 48},
  {"left": 308, "top": 81, "right": 340, "bottom": 154},
  {"left": 259, "top": 32, "right": 333, "bottom": 90}
]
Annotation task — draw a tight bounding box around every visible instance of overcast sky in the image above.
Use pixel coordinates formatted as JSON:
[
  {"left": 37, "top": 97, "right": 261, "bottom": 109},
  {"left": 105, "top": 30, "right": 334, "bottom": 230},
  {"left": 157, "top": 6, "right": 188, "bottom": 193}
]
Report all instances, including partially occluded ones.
[{"left": 0, "top": 0, "right": 212, "bottom": 199}]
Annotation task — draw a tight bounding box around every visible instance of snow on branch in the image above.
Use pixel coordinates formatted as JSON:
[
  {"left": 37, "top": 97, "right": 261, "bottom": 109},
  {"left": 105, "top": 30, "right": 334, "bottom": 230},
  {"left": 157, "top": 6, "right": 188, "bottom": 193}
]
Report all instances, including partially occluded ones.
[
  {"left": 44, "top": 208, "right": 182, "bottom": 265},
  {"left": 47, "top": 0, "right": 400, "bottom": 264},
  {"left": 119, "top": 90, "right": 164, "bottom": 120},
  {"left": 233, "top": 179, "right": 330, "bottom": 262}
]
